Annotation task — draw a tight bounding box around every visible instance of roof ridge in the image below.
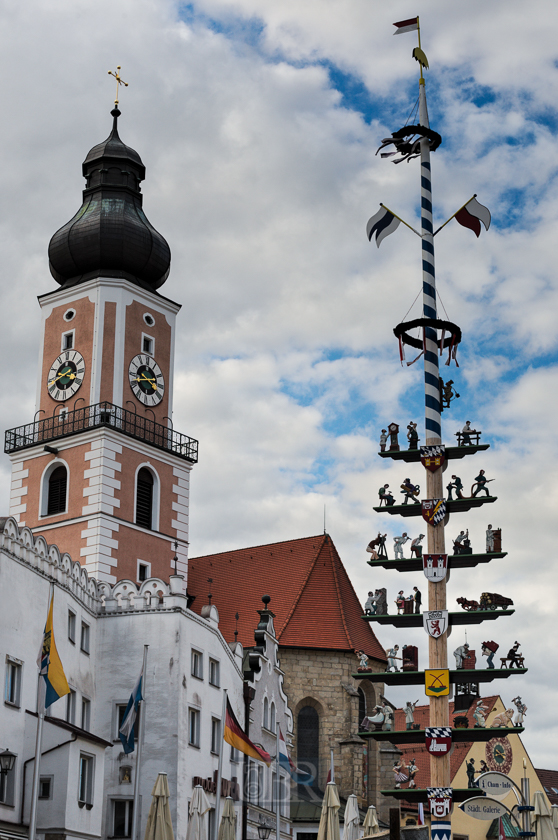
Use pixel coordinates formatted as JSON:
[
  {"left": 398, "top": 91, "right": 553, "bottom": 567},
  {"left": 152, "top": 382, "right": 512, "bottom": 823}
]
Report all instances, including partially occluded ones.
[
  {"left": 326, "top": 537, "right": 354, "bottom": 650},
  {"left": 276, "top": 534, "right": 327, "bottom": 640},
  {"left": 190, "top": 534, "right": 326, "bottom": 561}
]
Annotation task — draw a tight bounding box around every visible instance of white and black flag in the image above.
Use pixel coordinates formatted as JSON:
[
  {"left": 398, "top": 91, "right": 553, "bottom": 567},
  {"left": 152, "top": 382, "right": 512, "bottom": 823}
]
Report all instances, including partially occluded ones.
[{"left": 366, "top": 206, "right": 400, "bottom": 247}]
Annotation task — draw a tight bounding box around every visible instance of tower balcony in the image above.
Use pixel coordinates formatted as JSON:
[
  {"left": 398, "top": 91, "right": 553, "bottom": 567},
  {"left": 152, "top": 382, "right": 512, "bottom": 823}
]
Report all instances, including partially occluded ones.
[{"left": 4, "top": 401, "right": 198, "bottom": 463}]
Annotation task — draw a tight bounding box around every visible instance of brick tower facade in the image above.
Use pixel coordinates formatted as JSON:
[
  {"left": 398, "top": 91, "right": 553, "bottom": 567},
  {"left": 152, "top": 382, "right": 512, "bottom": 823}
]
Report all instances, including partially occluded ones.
[{"left": 5, "top": 108, "right": 197, "bottom": 585}]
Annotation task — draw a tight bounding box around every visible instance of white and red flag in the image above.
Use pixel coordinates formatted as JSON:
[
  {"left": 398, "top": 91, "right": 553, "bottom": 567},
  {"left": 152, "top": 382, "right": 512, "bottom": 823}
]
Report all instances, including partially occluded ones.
[
  {"left": 498, "top": 817, "right": 506, "bottom": 840},
  {"left": 455, "top": 196, "right": 491, "bottom": 237},
  {"left": 393, "top": 18, "right": 419, "bottom": 35}
]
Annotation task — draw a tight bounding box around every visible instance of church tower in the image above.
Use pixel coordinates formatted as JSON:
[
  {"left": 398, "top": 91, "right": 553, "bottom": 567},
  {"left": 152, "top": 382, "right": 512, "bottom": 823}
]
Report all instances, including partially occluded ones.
[{"left": 5, "top": 106, "right": 197, "bottom": 586}]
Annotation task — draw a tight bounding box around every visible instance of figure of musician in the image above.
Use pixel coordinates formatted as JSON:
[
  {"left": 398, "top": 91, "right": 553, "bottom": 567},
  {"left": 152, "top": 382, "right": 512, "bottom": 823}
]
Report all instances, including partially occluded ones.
[
  {"left": 472, "top": 469, "right": 492, "bottom": 497},
  {"left": 407, "top": 422, "right": 419, "bottom": 450},
  {"left": 400, "top": 478, "right": 420, "bottom": 505}
]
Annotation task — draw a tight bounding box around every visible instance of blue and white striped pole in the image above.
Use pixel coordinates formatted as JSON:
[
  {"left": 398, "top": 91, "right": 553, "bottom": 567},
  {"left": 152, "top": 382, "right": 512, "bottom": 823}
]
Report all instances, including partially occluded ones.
[{"left": 418, "top": 79, "right": 442, "bottom": 445}]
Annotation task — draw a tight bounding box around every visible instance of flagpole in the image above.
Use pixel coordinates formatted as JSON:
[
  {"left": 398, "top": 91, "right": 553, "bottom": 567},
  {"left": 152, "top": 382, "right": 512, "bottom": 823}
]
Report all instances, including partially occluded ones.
[
  {"left": 275, "top": 723, "right": 280, "bottom": 840},
  {"left": 329, "top": 748, "right": 334, "bottom": 783},
  {"left": 28, "top": 582, "right": 54, "bottom": 840},
  {"left": 214, "top": 688, "right": 228, "bottom": 840},
  {"left": 432, "top": 195, "right": 477, "bottom": 237},
  {"left": 131, "top": 645, "right": 149, "bottom": 840},
  {"left": 417, "top": 30, "right": 450, "bottom": 794}
]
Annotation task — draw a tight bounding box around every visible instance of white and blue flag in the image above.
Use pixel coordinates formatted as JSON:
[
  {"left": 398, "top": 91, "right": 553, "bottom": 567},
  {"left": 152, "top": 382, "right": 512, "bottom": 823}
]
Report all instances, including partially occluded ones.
[
  {"left": 278, "top": 728, "right": 313, "bottom": 785},
  {"left": 119, "top": 668, "right": 143, "bottom": 754}
]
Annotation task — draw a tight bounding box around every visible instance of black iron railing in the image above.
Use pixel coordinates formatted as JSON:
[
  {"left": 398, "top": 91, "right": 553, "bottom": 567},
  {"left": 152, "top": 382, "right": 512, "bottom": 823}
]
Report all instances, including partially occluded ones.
[{"left": 4, "top": 402, "right": 198, "bottom": 463}]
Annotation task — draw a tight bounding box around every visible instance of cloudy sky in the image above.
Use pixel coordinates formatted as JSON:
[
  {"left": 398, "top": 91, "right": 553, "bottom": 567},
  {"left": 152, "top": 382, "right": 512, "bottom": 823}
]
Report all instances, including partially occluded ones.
[{"left": 1, "top": 0, "right": 557, "bottom": 767}]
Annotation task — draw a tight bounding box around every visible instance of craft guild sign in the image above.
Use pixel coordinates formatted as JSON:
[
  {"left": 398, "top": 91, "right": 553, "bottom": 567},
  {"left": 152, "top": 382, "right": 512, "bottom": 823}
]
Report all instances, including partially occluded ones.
[
  {"left": 425, "top": 669, "right": 450, "bottom": 696},
  {"left": 420, "top": 445, "right": 445, "bottom": 472},
  {"left": 425, "top": 727, "right": 452, "bottom": 756},
  {"left": 423, "top": 553, "right": 448, "bottom": 581},
  {"left": 423, "top": 610, "right": 448, "bottom": 638},
  {"left": 422, "top": 499, "right": 446, "bottom": 526},
  {"left": 428, "top": 787, "right": 453, "bottom": 818}
]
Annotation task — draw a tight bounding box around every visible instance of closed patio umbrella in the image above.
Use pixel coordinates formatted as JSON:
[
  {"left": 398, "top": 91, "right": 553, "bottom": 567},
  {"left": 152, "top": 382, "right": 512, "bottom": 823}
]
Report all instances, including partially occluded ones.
[
  {"left": 343, "top": 794, "right": 360, "bottom": 840},
  {"left": 144, "top": 773, "right": 174, "bottom": 840},
  {"left": 362, "top": 805, "right": 380, "bottom": 836},
  {"left": 317, "top": 782, "right": 341, "bottom": 840},
  {"left": 533, "top": 791, "right": 558, "bottom": 840},
  {"left": 186, "top": 785, "right": 211, "bottom": 840},
  {"left": 217, "top": 797, "right": 236, "bottom": 840}
]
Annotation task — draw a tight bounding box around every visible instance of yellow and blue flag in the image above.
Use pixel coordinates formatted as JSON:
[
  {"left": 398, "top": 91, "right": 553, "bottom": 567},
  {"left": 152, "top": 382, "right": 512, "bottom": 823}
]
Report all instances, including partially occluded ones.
[{"left": 38, "top": 592, "right": 70, "bottom": 710}]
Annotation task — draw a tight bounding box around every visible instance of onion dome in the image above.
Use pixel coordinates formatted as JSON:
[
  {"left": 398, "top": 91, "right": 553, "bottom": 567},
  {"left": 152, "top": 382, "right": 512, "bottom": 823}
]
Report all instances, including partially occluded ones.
[{"left": 48, "top": 109, "right": 170, "bottom": 291}]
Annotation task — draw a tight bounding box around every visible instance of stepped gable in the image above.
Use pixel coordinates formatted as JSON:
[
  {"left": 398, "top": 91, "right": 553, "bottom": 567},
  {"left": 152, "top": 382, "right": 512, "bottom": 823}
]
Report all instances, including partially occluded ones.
[
  {"left": 188, "top": 533, "right": 386, "bottom": 661},
  {"left": 392, "top": 696, "right": 499, "bottom": 795}
]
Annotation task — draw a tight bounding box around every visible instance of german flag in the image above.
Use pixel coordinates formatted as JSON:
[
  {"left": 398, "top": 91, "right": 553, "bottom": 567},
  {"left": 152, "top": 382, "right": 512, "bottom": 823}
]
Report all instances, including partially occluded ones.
[{"left": 224, "top": 699, "right": 271, "bottom": 765}]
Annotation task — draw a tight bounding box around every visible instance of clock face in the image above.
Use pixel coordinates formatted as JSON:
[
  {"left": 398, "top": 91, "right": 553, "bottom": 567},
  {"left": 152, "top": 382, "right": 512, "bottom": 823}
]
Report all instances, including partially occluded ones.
[
  {"left": 47, "top": 350, "right": 85, "bottom": 401},
  {"left": 128, "top": 354, "right": 165, "bottom": 406},
  {"left": 486, "top": 737, "right": 513, "bottom": 774}
]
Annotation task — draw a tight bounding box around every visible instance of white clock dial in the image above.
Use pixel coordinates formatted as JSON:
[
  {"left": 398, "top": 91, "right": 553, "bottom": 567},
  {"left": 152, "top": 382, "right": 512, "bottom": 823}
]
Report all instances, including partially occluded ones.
[
  {"left": 128, "top": 354, "right": 165, "bottom": 406},
  {"left": 47, "top": 350, "right": 85, "bottom": 401}
]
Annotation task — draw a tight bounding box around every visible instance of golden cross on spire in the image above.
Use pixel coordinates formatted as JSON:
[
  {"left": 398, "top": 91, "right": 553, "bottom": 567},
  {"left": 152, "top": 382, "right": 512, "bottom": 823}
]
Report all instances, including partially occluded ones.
[{"left": 107, "top": 65, "right": 128, "bottom": 106}]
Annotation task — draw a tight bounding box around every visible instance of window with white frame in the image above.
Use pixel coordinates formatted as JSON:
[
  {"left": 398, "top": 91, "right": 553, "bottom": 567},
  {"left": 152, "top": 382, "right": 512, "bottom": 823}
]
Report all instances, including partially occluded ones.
[
  {"left": 80, "top": 621, "right": 90, "bottom": 654},
  {"left": 78, "top": 753, "right": 94, "bottom": 805},
  {"left": 115, "top": 704, "right": 140, "bottom": 742},
  {"left": 113, "top": 799, "right": 134, "bottom": 837},
  {"left": 280, "top": 775, "right": 289, "bottom": 816},
  {"left": 230, "top": 745, "right": 240, "bottom": 763},
  {"left": 68, "top": 610, "right": 76, "bottom": 644},
  {"left": 5, "top": 657, "right": 22, "bottom": 707},
  {"left": 191, "top": 649, "right": 203, "bottom": 679},
  {"left": 209, "top": 659, "right": 220, "bottom": 687},
  {"left": 263, "top": 697, "right": 269, "bottom": 729},
  {"left": 247, "top": 761, "right": 258, "bottom": 804},
  {"left": 81, "top": 697, "right": 91, "bottom": 731},
  {"left": 211, "top": 718, "right": 221, "bottom": 754},
  {"left": 188, "top": 708, "right": 200, "bottom": 747},
  {"left": 270, "top": 701, "right": 276, "bottom": 732},
  {"left": 137, "top": 561, "right": 150, "bottom": 583},
  {"left": 66, "top": 689, "right": 76, "bottom": 724}
]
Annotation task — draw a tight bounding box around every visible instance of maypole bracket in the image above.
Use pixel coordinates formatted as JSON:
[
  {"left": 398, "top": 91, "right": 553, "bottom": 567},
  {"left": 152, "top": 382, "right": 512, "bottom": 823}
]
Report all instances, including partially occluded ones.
[
  {"left": 394, "top": 318, "right": 461, "bottom": 350},
  {"left": 377, "top": 124, "right": 442, "bottom": 164}
]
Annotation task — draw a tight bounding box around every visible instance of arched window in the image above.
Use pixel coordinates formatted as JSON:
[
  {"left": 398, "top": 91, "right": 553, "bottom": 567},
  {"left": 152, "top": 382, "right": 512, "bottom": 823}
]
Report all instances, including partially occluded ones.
[
  {"left": 297, "top": 706, "right": 319, "bottom": 787},
  {"left": 47, "top": 466, "right": 67, "bottom": 515},
  {"left": 358, "top": 688, "right": 366, "bottom": 728},
  {"left": 270, "top": 702, "right": 276, "bottom": 732},
  {"left": 263, "top": 697, "right": 269, "bottom": 730},
  {"left": 135, "top": 468, "right": 154, "bottom": 529}
]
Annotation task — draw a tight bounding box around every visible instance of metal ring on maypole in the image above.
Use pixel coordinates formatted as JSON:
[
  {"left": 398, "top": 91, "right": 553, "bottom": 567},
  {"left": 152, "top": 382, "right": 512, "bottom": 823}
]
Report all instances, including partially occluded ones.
[
  {"left": 377, "top": 124, "right": 442, "bottom": 164},
  {"left": 393, "top": 318, "right": 462, "bottom": 367}
]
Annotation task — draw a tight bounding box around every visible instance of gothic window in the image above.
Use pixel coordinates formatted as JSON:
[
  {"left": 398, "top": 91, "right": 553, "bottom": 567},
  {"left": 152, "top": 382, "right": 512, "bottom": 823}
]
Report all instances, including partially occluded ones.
[
  {"left": 297, "top": 706, "right": 319, "bottom": 787},
  {"left": 47, "top": 465, "right": 67, "bottom": 515},
  {"left": 270, "top": 701, "right": 276, "bottom": 732},
  {"left": 263, "top": 697, "right": 269, "bottom": 730},
  {"left": 135, "top": 468, "right": 154, "bottom": 529},
  {"left": 358, "top": 688, "right": 366, "bottom": 727}
]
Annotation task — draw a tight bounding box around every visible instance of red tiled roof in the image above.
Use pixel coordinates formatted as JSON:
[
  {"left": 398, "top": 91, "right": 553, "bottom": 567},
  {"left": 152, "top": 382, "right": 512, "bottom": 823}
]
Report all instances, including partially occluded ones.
[
  {"left": 534, "top": 769, "right": 558, "bottom": 805},
  {"left": 189, "top": 534, "right": 386, "bottom": 662},
  {"left": 390, "top": 696, "right": 500, "bottom": 798}
]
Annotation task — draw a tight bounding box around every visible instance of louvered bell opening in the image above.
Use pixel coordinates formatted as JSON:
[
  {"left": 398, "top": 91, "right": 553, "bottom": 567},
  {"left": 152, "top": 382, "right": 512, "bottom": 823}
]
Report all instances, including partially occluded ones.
[
  {"left": 48, "top": 466, "right": 67, "bottom": 515},
  {"left": 135, "top": 468, "right": 154, "bottom": 529}
]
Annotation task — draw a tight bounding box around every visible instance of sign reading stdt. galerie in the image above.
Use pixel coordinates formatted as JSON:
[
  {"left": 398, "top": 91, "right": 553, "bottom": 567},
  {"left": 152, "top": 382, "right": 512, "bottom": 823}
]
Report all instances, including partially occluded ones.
[{"left": 459, "top": 797, "right": 507, "bottom": 820}]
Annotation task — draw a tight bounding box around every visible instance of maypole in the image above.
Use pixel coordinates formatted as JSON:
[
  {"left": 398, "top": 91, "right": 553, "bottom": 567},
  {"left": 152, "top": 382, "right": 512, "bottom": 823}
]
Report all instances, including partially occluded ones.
[{"left": 358, "top": 16, "right": 525, "bottom": 840}]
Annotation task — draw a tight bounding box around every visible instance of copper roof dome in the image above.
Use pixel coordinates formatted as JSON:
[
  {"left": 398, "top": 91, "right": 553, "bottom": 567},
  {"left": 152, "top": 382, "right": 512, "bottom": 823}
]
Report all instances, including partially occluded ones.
[{"left": 48, "top": 109, "right": 171, "bottom": 291}]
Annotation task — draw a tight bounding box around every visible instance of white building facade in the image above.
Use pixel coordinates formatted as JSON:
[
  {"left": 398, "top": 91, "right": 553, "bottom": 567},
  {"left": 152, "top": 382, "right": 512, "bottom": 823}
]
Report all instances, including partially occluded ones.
[{"left": 0, "top": 517, "right": 292, "bottom": 840}]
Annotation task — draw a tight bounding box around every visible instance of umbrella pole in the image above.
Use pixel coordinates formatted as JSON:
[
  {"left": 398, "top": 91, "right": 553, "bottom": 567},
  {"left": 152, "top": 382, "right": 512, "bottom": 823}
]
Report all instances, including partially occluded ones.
[
  {"left": 275, "top": 723, "right": 280, "bottom": 840},
  {"left": 131, "top": 645, "right": 149, "bottom": 840},
  {"left": 214, "top": 689, "right": 228, "bottom": 840}
]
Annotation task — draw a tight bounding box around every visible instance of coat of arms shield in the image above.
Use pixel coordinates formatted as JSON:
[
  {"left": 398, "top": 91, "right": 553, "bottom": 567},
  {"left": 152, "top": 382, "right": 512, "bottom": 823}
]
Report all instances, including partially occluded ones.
[
  {"left": 427, "top": 787, "right": 453, "bottom": 817},
  {"left": 425, "top": 729, "right": 452, "bottom": 757},
  {"left": 430, "top": 821, "right": 451, "bottom": 840},
  {"left": 421, "top": 499, "right": 446, "bottom": 526},
  {"left": 423, "top": 610, "right": 448, "bottom": 638},
  {"left": 423, "top": 554, "right": 448, "bottom": 582},
  {"left": 420, "top": 445, "right": 446, "bottom": 472}
]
